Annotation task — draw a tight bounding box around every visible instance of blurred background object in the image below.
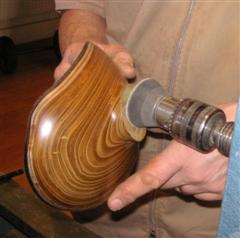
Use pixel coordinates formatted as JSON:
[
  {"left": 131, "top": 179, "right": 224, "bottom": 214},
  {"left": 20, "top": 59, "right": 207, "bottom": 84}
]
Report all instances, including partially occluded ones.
[
  {"left": 0, "top": 0, "right": 60, "bottom": 74},
  {"left": 0, "top": 1, "right": 79, "bottom": 236}
]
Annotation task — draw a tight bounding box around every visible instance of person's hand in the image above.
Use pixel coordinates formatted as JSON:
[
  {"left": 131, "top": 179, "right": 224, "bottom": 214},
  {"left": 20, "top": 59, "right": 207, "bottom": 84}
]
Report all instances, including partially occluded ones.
[
  {"left": 54, "top": 42, "right": 136, "bottom": 81},
  {"left": 108, "top": 103, "right": 237, "bottom": 211}
]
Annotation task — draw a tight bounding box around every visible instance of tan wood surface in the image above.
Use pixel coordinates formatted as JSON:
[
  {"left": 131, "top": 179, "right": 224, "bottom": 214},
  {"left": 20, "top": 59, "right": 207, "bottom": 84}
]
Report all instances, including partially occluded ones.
[{"left": 25, "top": 43, "right": 146, "bottom": 211}]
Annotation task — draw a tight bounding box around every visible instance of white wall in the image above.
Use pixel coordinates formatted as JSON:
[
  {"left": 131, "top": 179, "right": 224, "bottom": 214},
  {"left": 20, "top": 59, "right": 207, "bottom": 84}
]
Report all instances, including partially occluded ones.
[{"left": 0, "top": 0, "right": 59, "bottom": 44}]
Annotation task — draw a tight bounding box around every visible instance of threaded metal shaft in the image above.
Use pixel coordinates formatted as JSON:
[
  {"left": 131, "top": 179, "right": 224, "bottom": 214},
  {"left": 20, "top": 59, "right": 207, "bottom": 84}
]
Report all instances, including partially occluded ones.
[
  {"left": 126, "top": 79, "right": 234, "bottom": 157},
  {"left": 156, "top": 97, "right": 234, "bottom": 156},
  {"left": 213, "top": 122, "right": 234, "bottom": 157}
]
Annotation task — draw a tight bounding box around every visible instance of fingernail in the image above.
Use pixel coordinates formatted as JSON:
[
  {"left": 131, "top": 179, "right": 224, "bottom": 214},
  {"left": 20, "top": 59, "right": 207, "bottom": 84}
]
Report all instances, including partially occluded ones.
[{"left": 109, "top": 198, "right": 123, "bottom": 211}]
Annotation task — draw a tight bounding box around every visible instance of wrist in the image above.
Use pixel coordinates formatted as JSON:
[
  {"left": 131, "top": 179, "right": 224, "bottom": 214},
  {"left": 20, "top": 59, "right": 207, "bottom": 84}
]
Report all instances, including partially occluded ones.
[{"left": 59, "top": 9, "right": 107, "bottom": 54}]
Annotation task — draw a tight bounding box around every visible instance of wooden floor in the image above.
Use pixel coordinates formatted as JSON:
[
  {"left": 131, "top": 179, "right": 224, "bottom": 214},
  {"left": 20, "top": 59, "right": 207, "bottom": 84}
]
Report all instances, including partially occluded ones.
[{"left": 0, "top": 49, "right": 58, "bottom": 190}]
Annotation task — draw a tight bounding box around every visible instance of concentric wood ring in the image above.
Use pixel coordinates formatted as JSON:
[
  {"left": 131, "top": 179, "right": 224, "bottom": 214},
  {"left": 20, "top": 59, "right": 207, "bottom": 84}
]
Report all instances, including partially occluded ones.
[{"left": 25, "top": 43, "right": 146, "bottom": 210}]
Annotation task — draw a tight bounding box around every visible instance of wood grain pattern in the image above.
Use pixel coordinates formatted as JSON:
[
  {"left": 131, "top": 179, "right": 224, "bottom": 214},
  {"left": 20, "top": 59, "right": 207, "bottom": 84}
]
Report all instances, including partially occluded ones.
[{"left": 25, "top": 43, "right": 146, "bottom": 211}]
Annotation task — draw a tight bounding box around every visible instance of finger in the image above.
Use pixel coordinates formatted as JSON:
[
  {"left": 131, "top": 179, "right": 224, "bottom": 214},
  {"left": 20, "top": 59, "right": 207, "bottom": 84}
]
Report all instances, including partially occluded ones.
[
  {"left": 94, "top": 43, "right": 127, "bottom": 58},
  {"left": 67, "top": 43, "right": 84, "bottom": 64},
  {"left": 175, "top": 178, "right": 226, "bottom": 197},
  {"left": 108, "top": 142, "right": 183, "bottom": 211},
  {"left": 95, "top": 43, "right": 136, "bottom": 78},
  {"left": 54, "top": 61, "right": 71, "bottom": 81},
  {"left": 54, "top": 43, "right": 83, "bottom": 81},
  {"left": 175, "top": 184, "right": 205, "bottom": 195},
  {"left": 175, "top": 187, "right": 222, "bottom": 201},
  {"left": 113, "top": 52, "right": 136, "bottom": 78},
  {"left": 194, "top": 192, "right": 222, "bottom": 201},
  {"left": 114, "top": 51, "right": 134, "bottom": 67}
]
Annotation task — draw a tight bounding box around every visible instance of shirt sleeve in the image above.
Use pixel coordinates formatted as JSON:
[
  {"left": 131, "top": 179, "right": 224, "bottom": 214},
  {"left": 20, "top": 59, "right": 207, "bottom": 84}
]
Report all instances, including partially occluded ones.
[{"left": 55, "top": 0, "right": 105, "bottom": 18}]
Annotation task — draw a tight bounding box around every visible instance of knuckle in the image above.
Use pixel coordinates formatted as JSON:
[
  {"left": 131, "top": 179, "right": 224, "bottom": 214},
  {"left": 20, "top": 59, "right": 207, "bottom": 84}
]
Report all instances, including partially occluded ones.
[
  {"left": 65, "top": 43, "right": 84, "bottom": 61},
  {"left": 118, "top": 186, "right": 135, "bottom": 203},
  {"left": 115, "top": 52, "right": 133, "bottom": 64},
  {"left": 140, "top": 172, "right": 160, "bottom": 189},
  {"left": 113, "top": 44, "right": 127, "bottom": 52}
]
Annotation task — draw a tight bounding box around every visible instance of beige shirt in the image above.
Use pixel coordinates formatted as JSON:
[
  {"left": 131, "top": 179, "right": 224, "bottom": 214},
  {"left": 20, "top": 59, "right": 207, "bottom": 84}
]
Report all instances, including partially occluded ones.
[
  {"left": 56, "top": 0, "right": 239, "bottom": 101},
  {"left": 55, "top": 1, "right": 239, "bottom": 238}
]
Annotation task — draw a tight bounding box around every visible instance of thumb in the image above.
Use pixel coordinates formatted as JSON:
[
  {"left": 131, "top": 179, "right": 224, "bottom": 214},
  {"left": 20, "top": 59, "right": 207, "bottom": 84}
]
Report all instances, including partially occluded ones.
[
  {"left": 107, "top": 142, "right": 182, "bottom": 211},
  {"left": 54, "top": 60, "right": 71, "bottom": 81},
  {"left": 54, "top": 43, "right": 84, "bottom": 81}
]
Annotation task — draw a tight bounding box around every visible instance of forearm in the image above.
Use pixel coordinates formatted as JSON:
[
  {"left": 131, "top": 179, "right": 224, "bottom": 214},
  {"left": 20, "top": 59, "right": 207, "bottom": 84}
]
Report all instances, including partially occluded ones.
[
  {"left": 58, "top": 9, "right": 108, "bottom": 54},
  {"left": 55, "top": 9, "right": 135, "bottom": 80}
]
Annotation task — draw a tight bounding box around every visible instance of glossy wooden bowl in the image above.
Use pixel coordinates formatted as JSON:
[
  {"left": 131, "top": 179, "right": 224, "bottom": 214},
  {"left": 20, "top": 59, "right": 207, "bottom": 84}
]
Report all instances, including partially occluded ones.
[{"left": 25, "top": 43, "right": 146, "bottom": 211}]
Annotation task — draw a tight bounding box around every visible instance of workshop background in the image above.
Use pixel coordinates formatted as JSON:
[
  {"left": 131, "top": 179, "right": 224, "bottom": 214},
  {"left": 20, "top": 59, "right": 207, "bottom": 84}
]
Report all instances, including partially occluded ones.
[
  {"left": 0, "top": 0, "right": 58, "bottom": 182},
  {"left": 0, "top": 1, "right": 100, "bottom": 237}
]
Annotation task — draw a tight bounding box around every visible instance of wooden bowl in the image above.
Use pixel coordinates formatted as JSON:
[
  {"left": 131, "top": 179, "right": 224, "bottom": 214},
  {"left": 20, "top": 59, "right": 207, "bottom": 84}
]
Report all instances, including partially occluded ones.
[{"left": 25, "top": 43, "right": 146, "bottom": 211}]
